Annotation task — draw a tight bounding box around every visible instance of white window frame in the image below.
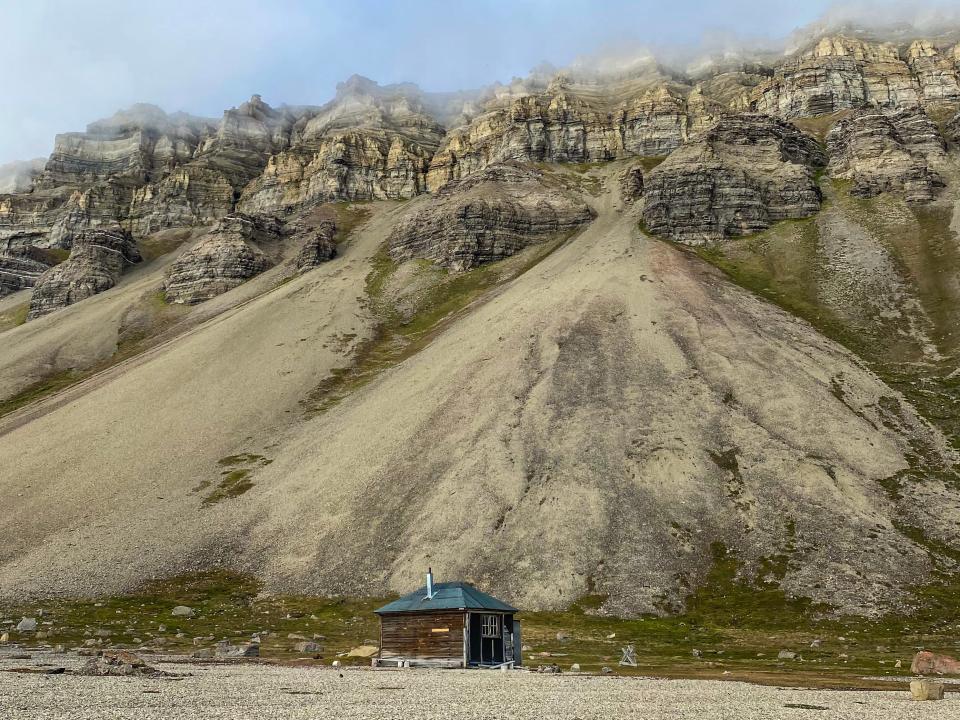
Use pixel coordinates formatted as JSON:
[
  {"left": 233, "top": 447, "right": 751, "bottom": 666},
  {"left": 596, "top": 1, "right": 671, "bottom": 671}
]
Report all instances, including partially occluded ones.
[{"left": 481, "top": 614, "right": 501, "bottom": 638}]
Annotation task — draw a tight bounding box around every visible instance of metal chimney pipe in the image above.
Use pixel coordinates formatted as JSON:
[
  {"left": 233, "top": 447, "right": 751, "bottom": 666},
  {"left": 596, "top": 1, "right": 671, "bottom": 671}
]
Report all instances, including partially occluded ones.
[{"left": 426, "top": 568, "right": 434, "bottom": 599}]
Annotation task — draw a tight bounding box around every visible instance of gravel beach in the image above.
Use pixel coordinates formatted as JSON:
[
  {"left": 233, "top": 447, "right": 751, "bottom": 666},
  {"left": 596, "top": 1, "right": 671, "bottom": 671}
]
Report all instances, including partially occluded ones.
[{"left": 0, "top": 650, "right": 954, "bottom": 720}]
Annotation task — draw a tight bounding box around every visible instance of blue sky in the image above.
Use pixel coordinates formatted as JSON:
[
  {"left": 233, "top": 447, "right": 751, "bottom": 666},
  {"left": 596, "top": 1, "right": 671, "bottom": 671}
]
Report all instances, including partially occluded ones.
[{"left": 0, "top": 0, "right": 945, "bottom": 164}]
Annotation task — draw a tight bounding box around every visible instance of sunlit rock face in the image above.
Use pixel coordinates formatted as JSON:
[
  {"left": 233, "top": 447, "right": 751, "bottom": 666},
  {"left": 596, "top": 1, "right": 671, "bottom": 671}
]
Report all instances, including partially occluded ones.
[
  {"left": 826, "top": 108, "right": 946, "bottom": 204},
  {"left": 239, "top": 77, "right": 445, "bottom": 213},
  {"left": 749, "top": 35, "right": 960, "bottom": 117},
  {"left": 425, "top": 78, "right": 721, "bottom": 192}
]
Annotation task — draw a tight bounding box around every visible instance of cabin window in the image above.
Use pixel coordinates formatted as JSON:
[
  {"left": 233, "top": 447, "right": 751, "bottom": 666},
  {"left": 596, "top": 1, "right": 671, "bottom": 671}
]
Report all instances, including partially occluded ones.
[{"left": 481, "top": 614, "right": 501, "bottom": 638}]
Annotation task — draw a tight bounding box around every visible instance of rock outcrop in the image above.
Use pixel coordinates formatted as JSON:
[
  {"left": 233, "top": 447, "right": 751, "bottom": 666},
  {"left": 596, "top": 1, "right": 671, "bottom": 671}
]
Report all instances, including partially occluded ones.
[
  {"left": 827, "top": 108, "right": 946, "bottom": 203},
  {"left": 642, "top": 115, "right": 826, "bottom": 243},
  {"left": 27, "top": 227, "right": 141, "bottom": 319},
  {"left": 619, "top": 164, "right": 645, "bottom": 203},
  {"left": 388, "top": 163, "right": 593, "bottom": 270},
  {"left": 907, "top": 40, "right": 960, "bottom": 103},
  {"left": 0, "top": 247, "right": 51, "bottom": 296},
  {"left": 238, "top": 78, "right": 444, "bottom": 213},
  {"left": 946, "top": 111, "right": 960, "bottom": 144},
  {"left": 163, "top": 213, "right": 281, "bottom": 304},
  {"left": 294, "top": 219, "right": 337, "bottom": 271},
  {"left": 425, "top": 79, "right": 719, "bottom": 191},
  {"left": 751, "top": 35, "right": 960, "bottom": 117}
]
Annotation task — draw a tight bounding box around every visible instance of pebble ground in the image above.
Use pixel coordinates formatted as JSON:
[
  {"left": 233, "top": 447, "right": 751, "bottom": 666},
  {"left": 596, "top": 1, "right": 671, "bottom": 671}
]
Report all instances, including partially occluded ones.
[{"left": 0, "top": 649, "right": 954, "bottom": 719}]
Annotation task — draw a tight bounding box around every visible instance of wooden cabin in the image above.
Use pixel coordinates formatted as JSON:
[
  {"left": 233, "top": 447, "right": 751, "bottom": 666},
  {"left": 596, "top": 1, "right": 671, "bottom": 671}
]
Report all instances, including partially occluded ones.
[{"left": 375, "top": 570, "right": 520, "bottom": 668}]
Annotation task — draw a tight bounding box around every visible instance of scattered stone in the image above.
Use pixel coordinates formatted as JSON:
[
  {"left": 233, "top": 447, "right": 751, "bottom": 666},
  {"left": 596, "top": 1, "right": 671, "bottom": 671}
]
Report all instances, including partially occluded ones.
[
  {"left": 16, "top": 618, "right": 37, "bottom": 633},
  {"left": 692, "top": 649, "right": 702, "bottom": 658},
  {"left": 601, "top": 666, "right": 613, "bottom": 675},
  {"left": 810, "top": 639, "right": 821, "bottom": 648},
  {"left": 78, "top": 650, "right": 159, "bottom": 677},
  {"left": 521, "top": 645, "right": 531, "bottom": 652},
  {"left": 93, "top": 629, "right": 111, "bottom": 638},
  {"left": 556, "top": 632, "right": 570, "bottom": 642},
  {"left": 895, "top": 659, "right": 902, "bottom": 668},
  {"left": 171, "top": 606, "right": 195, "bottom": 618},
  {"left": 778, "top": 650, "right": 798, "bottom": 660},
  {"left": 911, "top": 650, "right": 960, "bottom": 675},
  {"left": 347, "top": 645, "right": 378, "bottom": 658},
  {"left": 192, "top": 635, "right": 214, "bottom": 646},
  {"left": 294, "top": 641, "right": 323, "bottom": 654},
  {"left": 606, "top": 633, "right": 616, "bottom": 640},
  {"left": 192, "top": 648, "right": 214, "bottom": 659},
  {"left": 910, "top": 679, "right": 945, "bottom": 701},
  {"left": 535, "top": 664, "right": 561, "bottom": 674},
  {"left": 0, "top": 632, "right": 9, "bottom": 643},
  {"left": 215, "top": 641, "right": 260, "bottom": 658},
  {"left": 287, "top": 633, "right": 308, "bottom": 641},
  {"left": 570, "top": 663, "right": 581, "bottom": 672}
]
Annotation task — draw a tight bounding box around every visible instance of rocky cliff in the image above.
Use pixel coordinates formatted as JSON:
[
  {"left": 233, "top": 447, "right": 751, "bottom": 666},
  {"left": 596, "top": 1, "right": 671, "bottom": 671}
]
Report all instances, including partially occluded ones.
[
  {"left": 425, "top": 78, "right": 719, "bottom": 192},
  {"left": 27, "top": 227, "right": 141, "bottom": 319},
  {"left": 163, "top": 213, "right": 282, "bottom": 304},
  {"left": 642, "top": 115, "right": 826, "bottom": 242},
  {"left": 751, "top": 35, "right": 960, "bottom": 116},
  {"left": 826, "top": 108, "right": 946, "bottom": 203},
  {"left": 389, "top": 162, "right": 594, "bottom": 269}
]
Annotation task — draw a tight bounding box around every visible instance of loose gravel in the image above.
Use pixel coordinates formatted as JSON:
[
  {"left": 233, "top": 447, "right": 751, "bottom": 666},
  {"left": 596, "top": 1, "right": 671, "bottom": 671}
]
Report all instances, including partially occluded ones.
[{"left": 0, "top": 649, "right": 953, "bottom": 719}]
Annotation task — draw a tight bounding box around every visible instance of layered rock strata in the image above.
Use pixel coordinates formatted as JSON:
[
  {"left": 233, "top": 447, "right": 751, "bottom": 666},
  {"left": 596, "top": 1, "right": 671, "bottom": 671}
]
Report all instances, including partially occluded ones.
[
  {"left": 27, "top": 227, "right": 141, "bottom": 319},
  {"left": 826, "top": 108, "right": 946, "bottom": 203},
  {"left": 642, "top": 115, "right": 826, "bottom": 243},
  {"left": 425, "top": 79, "right": 719, "bottom": 191},
  {"left": 388, "top": 163, "right": 594, "bottom": 270},
  {"left": 751, "top": 35, "right": 960, "bottom": 116},
  {"left": 0, "top": 252, "right": 49, "bottom": 295},
  {"left": 163, "top": 213, "right": 281, "bottom": 304},
  {"left": 294, "top": 219, "right": 337, "bottom": 271},
  {"left": 238, "top": 78, "right": 445, "bottom": 213}
]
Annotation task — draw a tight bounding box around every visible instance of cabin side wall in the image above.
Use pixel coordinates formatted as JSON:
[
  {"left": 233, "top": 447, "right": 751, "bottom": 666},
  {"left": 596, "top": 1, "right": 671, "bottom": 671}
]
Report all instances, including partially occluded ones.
[{"left": 379, "top": 611, "right": 466, "bottom": 662}]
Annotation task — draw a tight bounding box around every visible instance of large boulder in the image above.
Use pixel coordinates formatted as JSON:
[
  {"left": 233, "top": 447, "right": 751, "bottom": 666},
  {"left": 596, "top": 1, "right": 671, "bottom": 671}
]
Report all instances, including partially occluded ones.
[
  {"left": 827, "top": 108, "right": 946, "bottom": 203},
  {"left": 912, "top": 650, "right": 960, "bottom": 675},
  {"left": 388, "top": 162, "right": 594, "bottom": 270},
  {"left": 642, "top": 114, "right": 826, "bottom": 243},
  {"left": 27, "top": 227, "right": 141, "bottom": 319},
  {"left": 163, "top": 213, "right": 281, "bottom": 304}
]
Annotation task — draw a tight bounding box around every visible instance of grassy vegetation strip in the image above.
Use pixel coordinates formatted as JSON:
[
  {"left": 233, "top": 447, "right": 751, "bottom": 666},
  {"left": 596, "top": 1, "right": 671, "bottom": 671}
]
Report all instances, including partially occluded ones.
[{"left": 2, "top": 561, "right": 959, "bottom": 686}]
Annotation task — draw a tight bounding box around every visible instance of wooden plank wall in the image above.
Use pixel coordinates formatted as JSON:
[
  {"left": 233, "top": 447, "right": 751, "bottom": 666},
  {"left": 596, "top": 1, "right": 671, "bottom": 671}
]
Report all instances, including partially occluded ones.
[{"left": 380, "top": 611, "right": 466, "bottom": 661}]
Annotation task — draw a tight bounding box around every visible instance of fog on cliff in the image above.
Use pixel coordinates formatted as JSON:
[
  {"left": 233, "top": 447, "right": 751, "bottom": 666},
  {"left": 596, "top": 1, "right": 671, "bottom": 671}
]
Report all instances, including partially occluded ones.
[{"left": 1, "top": 0, "right": 959, "bottom": 165}]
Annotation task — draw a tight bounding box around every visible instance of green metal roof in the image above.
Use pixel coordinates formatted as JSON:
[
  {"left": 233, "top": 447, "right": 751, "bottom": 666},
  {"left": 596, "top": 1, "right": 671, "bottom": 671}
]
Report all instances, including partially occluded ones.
[{"left": 375, "top": 582, "right": 518, "bottom": 614}]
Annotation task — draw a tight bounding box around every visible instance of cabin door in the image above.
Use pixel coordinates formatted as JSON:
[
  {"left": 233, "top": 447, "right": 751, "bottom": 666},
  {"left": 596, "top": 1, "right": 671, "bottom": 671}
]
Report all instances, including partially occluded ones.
[{"left": 468, "top": 613, "right": 504, "bottom": 665}]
